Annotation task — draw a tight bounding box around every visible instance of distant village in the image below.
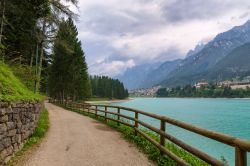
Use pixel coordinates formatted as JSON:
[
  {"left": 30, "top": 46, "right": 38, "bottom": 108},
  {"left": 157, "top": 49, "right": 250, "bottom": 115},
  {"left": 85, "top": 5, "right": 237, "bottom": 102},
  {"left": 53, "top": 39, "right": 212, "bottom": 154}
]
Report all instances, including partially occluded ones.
[
  {"left": 129, "top": 86, "right": 161, "bottom": 97},
  {"left": 195, "top": 76, "right": 250, "bottom": 89},
  {"left": 129, "top": 76, "right": 250, "bottom": 97}
]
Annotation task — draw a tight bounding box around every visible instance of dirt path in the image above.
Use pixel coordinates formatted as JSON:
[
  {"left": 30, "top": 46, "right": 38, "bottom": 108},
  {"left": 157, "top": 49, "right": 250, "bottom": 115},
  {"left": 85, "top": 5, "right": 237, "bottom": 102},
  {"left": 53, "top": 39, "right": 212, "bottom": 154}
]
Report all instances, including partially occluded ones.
[{"left": 23, "top": 103, "right": 154, "bottom": 166}]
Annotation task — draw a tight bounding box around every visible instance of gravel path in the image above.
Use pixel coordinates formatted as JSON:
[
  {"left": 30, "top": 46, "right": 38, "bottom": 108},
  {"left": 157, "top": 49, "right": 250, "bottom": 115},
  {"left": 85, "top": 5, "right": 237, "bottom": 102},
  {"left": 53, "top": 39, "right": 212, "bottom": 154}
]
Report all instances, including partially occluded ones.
[{"left": 23, "top": 103, "right": 154, "bottom": 166}]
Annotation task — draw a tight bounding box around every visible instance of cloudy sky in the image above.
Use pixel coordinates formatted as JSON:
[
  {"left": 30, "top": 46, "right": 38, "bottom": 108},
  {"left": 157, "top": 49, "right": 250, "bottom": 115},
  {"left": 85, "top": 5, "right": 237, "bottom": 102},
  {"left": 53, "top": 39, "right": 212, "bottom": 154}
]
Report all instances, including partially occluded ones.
[{"left": 74, "top": 0, "right": 250, "bottom": 77}]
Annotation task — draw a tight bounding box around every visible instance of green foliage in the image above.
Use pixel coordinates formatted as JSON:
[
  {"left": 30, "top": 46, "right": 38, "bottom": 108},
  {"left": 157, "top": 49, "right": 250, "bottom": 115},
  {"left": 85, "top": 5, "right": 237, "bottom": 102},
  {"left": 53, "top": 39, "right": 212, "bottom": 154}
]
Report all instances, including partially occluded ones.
[
  {"left": 90, "top": 75, "right": 129, "bottom": 99},
  {"left": 3, "top": 0, "right": 50, "bottom": 63},
  {"left": 48, "top": 19, "right": 91, "bottom": 101},
  {"left": 7, "top": 109, "right": 49, "bottom": 166},
  {"left": 0, "top": 62, "right": 42, "bottom": 101},
  {"left": 156, "top": 85, "right": 250, "bottom": 98}
]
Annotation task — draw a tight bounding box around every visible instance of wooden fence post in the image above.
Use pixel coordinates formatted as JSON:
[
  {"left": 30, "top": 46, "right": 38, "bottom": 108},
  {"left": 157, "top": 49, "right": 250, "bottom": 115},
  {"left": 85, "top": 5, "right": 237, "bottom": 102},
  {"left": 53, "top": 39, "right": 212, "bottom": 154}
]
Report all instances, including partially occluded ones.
[
  {"left": 117, "top": 108, "right": 120, "bottom": 126},
  {"left": 105, "top": 106, "right": 107, "bottom": 122},
  {"left": 160, "top": 120, "right": 166, "bottom": 155},
  {"left": 95, "top": 106, "right": 98, "bottom": 118},
  {"left": 235, "top": 147, "right": 247, "bottom": 166},
  {"left": 134, "top": 112, "right": 138, "bottom": 136}
]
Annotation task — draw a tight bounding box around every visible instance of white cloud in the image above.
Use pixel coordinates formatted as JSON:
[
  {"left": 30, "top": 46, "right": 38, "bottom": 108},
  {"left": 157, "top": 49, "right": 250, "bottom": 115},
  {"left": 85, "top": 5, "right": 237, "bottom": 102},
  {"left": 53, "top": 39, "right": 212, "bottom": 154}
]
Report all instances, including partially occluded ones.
[
  {"left": 89, "top": 59, "right": 135, "bottom": 77},
  {"left": 74, "top": 0, "right": 250, "bottom": 76}
]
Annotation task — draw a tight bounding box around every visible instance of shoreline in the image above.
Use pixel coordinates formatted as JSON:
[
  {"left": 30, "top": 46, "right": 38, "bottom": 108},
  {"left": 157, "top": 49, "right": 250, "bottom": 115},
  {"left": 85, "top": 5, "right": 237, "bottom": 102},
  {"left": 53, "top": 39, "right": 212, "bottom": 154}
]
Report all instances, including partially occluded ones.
[
  {"left": 85, "top": 98, "right": 132, "bottom": 104},
  {"left": 85, "top": 97, "right": 250, "bottom": 104},
  {"left": 130, "top": 97, "right": 250, "bottom": 99}
]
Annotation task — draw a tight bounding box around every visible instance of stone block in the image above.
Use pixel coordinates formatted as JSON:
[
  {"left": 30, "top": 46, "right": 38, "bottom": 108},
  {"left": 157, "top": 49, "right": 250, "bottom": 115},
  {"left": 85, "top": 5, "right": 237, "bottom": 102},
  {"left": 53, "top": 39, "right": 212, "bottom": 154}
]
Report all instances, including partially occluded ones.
[
  {"left": 16, "top": 121, "right": 22, "bottom": 128},
  {"left": 0, "top": 102, "right": 8, "bottom": 108},
  {"left": 8, "top": 114, "right": 13, "bottom": 121},
  {"left": 0, "top": 109, "right": 6, "bottom": 116},
  {"left": 6, "top": 122, "right": 15, "bottom": 130},
  {"left": 7, "top": 129, "right": 17, "bottom": 137},
  {"left": 13, "top": 113, "right": 20, "bottom": 121},
  {"left": 16, "top": 134, "right": 21, "bottom": 144},
  {"left": 2, "top": 137, "right": 11, "bottom": 148},
  {"left": 0, "top": 132, "right": 6, "bottom": 140},
  {"left": 0, "top": 124, "right": 7, "bottom": 133},
  {"left": 13, "top": 143, "right": 19, "bottom": 153},
  {"left": 16, "top": 129, "right": 22, "bottom": 134},
  {"left": 0, "top": 142, "right": 4, "bottom": 151},
  {"left": 11, "top": 134, "right": 21, "bottom": 144},
  {"left": 6, "top": 146, "right": 13, "bottom": 156},
  {"left": 5, "top": 108, "right": 13, "bottom": 114},
  {"left": 0, "top": 115, "right": 8, "bottom": 123},
  {"left": 12, "top": 108, "right": 19, "bottom": 114},
  {"left": 22, "top": 131, "right": 30, "bottom": 140},
  {"left": 0, "top": 149, "right": 8, "bottom": 160}
]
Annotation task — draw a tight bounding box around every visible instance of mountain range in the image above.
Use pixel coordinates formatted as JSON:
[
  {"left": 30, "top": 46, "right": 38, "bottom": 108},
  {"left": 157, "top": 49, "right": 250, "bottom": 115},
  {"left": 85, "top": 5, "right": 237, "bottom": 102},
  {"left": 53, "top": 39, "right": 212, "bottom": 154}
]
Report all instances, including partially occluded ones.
[{"left": 118, "top": 20, "right": 250, "bottom": 90}]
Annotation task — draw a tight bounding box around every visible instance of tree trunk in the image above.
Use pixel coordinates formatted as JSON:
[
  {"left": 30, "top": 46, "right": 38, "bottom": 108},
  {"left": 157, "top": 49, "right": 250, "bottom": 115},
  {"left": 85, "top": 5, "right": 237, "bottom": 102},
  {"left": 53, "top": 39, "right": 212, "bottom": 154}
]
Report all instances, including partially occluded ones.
[
  {"left": 36, "top": 20, "right": 46, "bottom": 93},
  {"left": 0, "top": 0, "right": 5, "bottom": 45},
  {"left": 36, "top": 43, "right": 43, "bottom": 93},
  {"left": 30, "top": 49, "right": 34, "bottom": 67},
  {"left": 34, "top": 43, "right": 39, "bottom": 93},
  {"left": 0, "top": 0, "right": 5, "bottom": 62}
]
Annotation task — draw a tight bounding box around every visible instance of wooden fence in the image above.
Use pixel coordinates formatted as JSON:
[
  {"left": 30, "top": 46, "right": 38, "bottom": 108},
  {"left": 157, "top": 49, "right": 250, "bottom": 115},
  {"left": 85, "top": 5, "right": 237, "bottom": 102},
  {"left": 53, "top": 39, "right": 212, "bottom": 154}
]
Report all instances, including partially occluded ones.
[{"left": 52, "top": 100, "right": 250, "bottom": 166}]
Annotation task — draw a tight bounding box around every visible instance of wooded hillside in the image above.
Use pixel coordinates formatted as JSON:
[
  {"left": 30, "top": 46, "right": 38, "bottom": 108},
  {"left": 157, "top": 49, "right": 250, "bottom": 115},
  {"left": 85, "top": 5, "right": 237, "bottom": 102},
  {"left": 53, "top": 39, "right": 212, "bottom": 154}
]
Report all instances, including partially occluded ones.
[{"left": 0, "top": 0, "right": 127, "bottom": 101}]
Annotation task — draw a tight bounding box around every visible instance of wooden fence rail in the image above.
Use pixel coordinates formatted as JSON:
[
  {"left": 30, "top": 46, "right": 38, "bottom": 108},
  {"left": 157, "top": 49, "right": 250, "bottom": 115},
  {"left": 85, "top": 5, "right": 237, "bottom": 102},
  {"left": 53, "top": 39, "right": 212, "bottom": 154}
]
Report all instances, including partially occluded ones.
[{"left": 51, "top": 100, "right": 250, "bottom": 166}]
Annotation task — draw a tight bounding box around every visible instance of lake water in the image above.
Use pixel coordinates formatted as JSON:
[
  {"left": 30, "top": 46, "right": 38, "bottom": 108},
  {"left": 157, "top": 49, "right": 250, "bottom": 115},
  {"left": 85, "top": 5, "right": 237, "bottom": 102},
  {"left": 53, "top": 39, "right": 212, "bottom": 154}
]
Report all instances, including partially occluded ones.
[{"left": 111, "top": 98, "right": 250, "bottom": 165}]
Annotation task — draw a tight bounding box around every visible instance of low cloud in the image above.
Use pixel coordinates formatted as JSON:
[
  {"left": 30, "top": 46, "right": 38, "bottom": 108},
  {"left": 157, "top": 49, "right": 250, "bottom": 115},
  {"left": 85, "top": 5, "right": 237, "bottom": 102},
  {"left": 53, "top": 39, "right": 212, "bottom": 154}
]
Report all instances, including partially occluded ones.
[{"left": 89, "top": 59, "right": 135, "bottom": 77}]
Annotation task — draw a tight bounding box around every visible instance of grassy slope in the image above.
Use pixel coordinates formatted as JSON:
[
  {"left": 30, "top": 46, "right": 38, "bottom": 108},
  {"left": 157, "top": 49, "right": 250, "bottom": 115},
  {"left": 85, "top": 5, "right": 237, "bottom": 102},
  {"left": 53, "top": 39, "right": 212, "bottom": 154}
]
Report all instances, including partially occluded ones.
[
  {"left": 0, "top": 62, "right": 42, "bottom": 102},
  {"left": 10, "top": 64, "right": 37, "bottom": 92},
  {"left": 7, "top": 109, "right": 49, "bottom": 166}
]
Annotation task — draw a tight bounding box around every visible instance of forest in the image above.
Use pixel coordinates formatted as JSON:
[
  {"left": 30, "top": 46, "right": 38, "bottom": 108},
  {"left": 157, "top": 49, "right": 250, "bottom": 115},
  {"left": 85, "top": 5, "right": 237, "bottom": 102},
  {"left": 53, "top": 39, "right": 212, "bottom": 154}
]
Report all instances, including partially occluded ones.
[
  {"left": 156, "top": 85, "right": 250, "bottom": 98},
  {"left": 91, "top": 76, "right": 129, "bottom": 99},
  {"left": 0, "top": 0, "right": 128, "bottom": 101}
]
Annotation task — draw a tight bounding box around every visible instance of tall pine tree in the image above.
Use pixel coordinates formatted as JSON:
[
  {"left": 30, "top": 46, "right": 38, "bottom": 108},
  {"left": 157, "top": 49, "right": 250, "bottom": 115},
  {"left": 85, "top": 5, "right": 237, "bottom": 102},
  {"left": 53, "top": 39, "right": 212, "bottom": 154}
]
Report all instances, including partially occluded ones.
[{"left": 49, "top": 18, "right": 91, "bottom": 101}]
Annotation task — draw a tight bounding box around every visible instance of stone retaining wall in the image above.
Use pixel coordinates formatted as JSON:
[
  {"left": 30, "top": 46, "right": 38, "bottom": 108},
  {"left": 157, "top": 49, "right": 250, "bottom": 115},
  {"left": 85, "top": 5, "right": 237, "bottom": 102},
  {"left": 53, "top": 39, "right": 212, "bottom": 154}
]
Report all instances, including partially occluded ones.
[{"left": 0, "top": 102, "right": 43, "bottom": 165}]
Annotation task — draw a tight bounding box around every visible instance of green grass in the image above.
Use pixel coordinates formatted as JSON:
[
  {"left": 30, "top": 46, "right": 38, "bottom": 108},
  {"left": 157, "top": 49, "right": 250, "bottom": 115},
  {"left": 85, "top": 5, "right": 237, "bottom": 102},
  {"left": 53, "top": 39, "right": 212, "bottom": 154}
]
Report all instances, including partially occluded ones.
[
  {"left": 7, "top": 108, "right": 49, "bottom": 166},
  {"left": 0, "top": 62, "right": 43, "bottom": 102},
  {"left": 58, "top": 104, "right": 211, "bottom": 166}
]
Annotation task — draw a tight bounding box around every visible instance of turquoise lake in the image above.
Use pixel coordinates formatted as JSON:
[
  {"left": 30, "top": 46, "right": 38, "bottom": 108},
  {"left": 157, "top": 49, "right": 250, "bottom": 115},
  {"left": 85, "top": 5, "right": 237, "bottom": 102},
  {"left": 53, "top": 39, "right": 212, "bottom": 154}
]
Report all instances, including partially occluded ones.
[{"left": 111, "top": 98, "right": 250, "bottom": 165}]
